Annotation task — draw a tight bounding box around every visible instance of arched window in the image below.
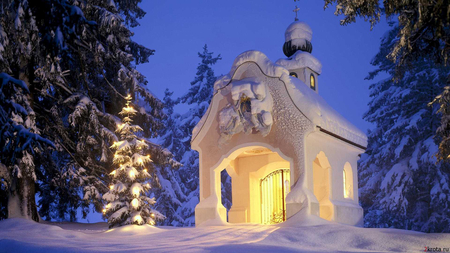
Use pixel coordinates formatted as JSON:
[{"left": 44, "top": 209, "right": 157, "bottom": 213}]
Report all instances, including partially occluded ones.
[
  {"left": 289, "top": 72, "right": 298, "bottom": 78},
  {"left": 343, "top": 170, "right": 348, "bottom": 198},
  {"left": 343, "top": 163, "right": 353, "bottom": 199},
  {"left": 310, "top": 74, "right": 316, "bottom": 90}
]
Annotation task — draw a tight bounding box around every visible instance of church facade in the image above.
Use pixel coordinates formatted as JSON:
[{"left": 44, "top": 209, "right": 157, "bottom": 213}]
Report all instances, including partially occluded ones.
[{"left": 191, "top": 21, "right": 366, "bottom": 226}]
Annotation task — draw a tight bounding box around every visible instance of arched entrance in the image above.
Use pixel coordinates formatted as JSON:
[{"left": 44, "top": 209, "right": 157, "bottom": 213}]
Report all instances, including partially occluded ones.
[{"left": 219, "top": 145, "right": 292, "bottom": 224}]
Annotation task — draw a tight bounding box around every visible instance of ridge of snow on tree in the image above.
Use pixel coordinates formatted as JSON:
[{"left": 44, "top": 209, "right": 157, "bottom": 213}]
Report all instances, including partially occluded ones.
[{"left": 103, "top": 94, "right": 164, "bottom": 228}]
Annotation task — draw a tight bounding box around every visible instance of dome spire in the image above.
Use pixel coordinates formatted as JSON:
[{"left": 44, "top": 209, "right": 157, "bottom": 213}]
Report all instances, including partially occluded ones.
[{"left": 293, "top": 6, "right": 300, "bottom": 21}]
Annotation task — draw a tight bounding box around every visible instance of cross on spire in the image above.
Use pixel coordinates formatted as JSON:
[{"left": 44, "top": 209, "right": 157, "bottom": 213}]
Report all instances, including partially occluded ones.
[{"left": 293, "top": 5, "right": 300, "bottom": 21}]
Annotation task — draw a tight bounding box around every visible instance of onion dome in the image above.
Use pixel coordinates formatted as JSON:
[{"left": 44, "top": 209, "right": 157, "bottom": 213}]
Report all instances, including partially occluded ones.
[{"left": 283, "top": 21, "right": 313, "bottom": 57}]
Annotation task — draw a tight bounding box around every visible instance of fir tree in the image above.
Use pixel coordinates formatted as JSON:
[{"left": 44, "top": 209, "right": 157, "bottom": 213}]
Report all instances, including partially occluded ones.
[
  {"left": 154, "top": 89, "right": 185, "bottom": 226},
  {"left": 0, "top": 0, "right": 169, "bottom": 221},
  {"left": 0, "top": 73, "right": 54, "bottom": 221},
  {"left": 360, "top": 26, "right": 450, "bottom": 232},
  {"left": 323, "top": 0, "right": 450, "bottom": 161},
  {"left": 433, "top": 86, "right": 450, "bottom": 162},
  {"left": 174, "top": 45, "right": 221, "bottom": 226},
  {"left": 103, "top": 94, "right": 164, "bottom": 228},
  {"left": 323, "top": 0, "right": 450, "bottom": 70}
]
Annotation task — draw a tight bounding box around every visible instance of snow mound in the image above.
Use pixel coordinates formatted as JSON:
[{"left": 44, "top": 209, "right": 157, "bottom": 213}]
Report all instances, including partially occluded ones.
[
  {"left": 278, "top": 208, "right": 331, "bottom": 228},
  {"left": 285, "top": 21, "right": 312, "bottom": 42},
  {"left": 213, "top": 51, "right": 288, "bottom": 92},
  {"left": 276, "top": 50, "right": 322, "bottom": 74},
  {"left": 1, "top": 217, "right": 450, "bottom": 252},
  {"left": 105, "top": 224, "right": 160, "bottom": 236}
]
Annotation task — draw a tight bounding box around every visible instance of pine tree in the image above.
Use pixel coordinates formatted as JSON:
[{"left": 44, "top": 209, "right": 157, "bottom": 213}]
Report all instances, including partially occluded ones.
[
  {"left": 174, "top": 45, "right": 221, "bottom": 226},
  {"left": 359, "top": 26, "right": 450, "bottom": 232},
  {"left": 0, "top": 73, "right": 54, "bottom": 221},
  {"left": 153, "top": 89, "right": 186, "bottom": 226},
  {"left": 323, "top": 0, "right": 450, "bottom": 161},
  {"left": 323, "top": 0, "right": 450, "bottom": 70},
  {"left": 103, "top": 94, "right": 164, "bottom": 228},
  {"left": 0, "top": 0, "right": 169, "bottom": 221}
]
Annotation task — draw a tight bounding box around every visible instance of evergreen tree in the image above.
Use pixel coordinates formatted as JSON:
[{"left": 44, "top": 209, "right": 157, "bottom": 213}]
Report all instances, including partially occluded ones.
[
  {"left": 156, "top": 45, "right": 221, "bottom": 226},
  {"left": 103, "top": 94, "right": 164, "bottom": 228},
  {"left": 324, "top": 0, "right": 449, "bottom": 70},
  {"left": 176, "top": 45, "right": 221, "bottom": 226},
  {"left": 360, "top": 27, "right": 450, "bottom": 232},
  {"left": 433, "top": 86, "right": 450, "bottom": 162},
  {"left": 323, "top": 0, "right": 450, "bottom": 161},
  {"left": 0, "top": 0, "right": 170, "bottom": 221},
  {"left": 0, "top": 73, "right": 54, "bottom": 221},
  {"left": 153, "top": 89, "right": 185, "bottom": 226}
]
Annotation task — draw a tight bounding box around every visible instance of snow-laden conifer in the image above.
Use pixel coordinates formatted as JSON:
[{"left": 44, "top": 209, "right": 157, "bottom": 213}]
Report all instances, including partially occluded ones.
[
  {"left": 158, "top": 45, "right": 222, "bottom": 226},
  {"left": 360, "top": 27, "right": 450, "bottom": 232},
  {"left": 103, "top": 94, "right": 163, "bottom": 228}
]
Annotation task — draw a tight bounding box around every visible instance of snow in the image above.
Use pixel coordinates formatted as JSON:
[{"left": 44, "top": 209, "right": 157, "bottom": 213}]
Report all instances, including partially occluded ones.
[
  {"left": 203, "top": 51, "right": 367, "bottom": 147},
  {"left": 1, "top": 216, "right": 449, "bottom": 252},
  {"left": 275, "top": 50, "right": 322, "bottom": 74},
  {"left": 285, "top": 21, "right": 313, "bottom": 42},
  {"left": 284, "top": 74, "right": 368, "bottom": 147}
]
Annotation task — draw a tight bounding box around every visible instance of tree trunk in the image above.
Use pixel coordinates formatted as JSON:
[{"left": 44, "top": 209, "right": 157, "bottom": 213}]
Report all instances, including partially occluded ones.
[{"left": 8, "top": 175, "right": 39, "bottom": 222}]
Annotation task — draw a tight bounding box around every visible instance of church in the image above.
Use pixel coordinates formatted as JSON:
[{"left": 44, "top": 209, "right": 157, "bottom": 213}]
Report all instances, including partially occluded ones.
[{"left": 191, "top": 17, "right": 367, "bottom": 226}]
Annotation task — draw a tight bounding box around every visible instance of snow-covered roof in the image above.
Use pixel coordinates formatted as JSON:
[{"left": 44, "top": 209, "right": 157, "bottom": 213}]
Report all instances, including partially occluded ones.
[
  {"left": 285, "top": 21, "right": 312, "bottom": 42},
  {"left": 275, "top": 51, "right": 322, "bottom": 74},
  {"left": 194, "top": 50, "right": 367, "bottom": 148}
]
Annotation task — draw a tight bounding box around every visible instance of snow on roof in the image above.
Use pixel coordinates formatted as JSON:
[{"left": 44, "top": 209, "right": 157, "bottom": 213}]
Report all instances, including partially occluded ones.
[
  {"left": 285, "top": 21, "right": 312, "bottom": 42},
  {"left": 195, "top": 50, "right": 367, "bottom": 148},
  {"left": 280, "top": 73, "right": 367, "bottom": 147},
  {"left": 275, "top": 50, "right": 322, "bottom": 74}
]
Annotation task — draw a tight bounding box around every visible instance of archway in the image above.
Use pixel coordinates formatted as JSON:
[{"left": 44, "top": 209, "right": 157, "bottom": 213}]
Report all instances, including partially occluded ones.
[
  {"left": 313, "top": 151, "right": 333, "bottom": 221},
  {"left": 218, "top": 144, "right": 291, "bottom": 224}
]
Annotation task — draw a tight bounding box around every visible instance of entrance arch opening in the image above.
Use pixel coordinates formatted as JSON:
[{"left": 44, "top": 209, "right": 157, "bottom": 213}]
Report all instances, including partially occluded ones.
[
  {"left": 222, "top": 145, "right": 291, "bottom": 224},
  {"left": 313, "top": 151, "right": 333, "bottom": 221}
]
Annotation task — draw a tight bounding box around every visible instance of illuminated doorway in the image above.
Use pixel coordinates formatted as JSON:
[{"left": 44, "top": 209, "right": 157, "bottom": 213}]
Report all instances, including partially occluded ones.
[{"left": 260, "top": 169, "right": 290, "bottom": 224}]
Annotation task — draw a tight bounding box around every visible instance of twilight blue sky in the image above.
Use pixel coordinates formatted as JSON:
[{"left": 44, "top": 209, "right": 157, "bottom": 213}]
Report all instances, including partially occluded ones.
[{"left": 131, "top": 0, "right": 391, "bottom": 133}]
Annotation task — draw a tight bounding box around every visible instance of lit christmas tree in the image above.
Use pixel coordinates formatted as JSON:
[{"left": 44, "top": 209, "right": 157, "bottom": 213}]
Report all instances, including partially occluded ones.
[{"left": 102, "top": 94, "right": 164, "bottom": 228}]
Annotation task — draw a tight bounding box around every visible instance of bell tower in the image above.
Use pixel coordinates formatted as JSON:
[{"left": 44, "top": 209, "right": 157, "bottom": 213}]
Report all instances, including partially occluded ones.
[{"left": 276, "top": 6, "right": 321, "bottom": 93}]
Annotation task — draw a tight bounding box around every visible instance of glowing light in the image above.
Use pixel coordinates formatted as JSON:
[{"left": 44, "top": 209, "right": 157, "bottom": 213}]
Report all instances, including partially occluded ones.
[
  {"left": 109, "top": 185, "right": 114, "bottom": 190},
  {"left": 131, "top": 198, "right": 139, "bottom": 208},
  {"left": 150, "top": 213, "right": 155, "bottom": 218},
  {"left": 134, "top": 215, "right": 142, "bottom": 223},
  {"left": 149, "top": 220, "right": 155, "bottom": 226},
  {"left": 110, "top": 170, "right": 116, "bottom": 175},
  {"left": 129, "top": 170, "right": 135, "bottom": 178},
  {"left": 343, "top": 170, "right": 349, "bottom": 198},
  {"left": 146, "top": 183, "right": 150, "bottom": 188},
  {"left": 102, "top": 208, "right": 106, "bottom": 214},
  {"left": 132, "top": 187, "right": 140, "bottom": 197},
  {"left": 106, "top": 203, "right": 111, "bottom": 209},
  {"left": 138, "top": 158, "right": 143, "bottom": 164},
  {"left": 143, "top": 169, "right": 147, "bottom": 173}
]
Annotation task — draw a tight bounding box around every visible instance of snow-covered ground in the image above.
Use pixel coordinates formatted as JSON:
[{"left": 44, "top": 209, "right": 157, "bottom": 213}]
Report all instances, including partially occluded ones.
[{"left": 1, "top": 213, "right": 449, "bottom": 252}]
